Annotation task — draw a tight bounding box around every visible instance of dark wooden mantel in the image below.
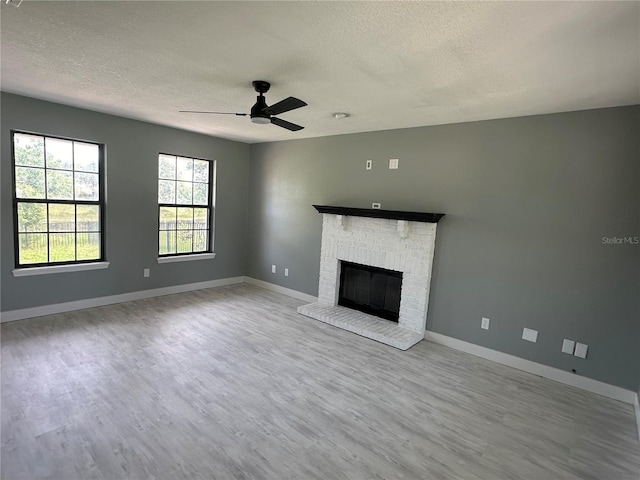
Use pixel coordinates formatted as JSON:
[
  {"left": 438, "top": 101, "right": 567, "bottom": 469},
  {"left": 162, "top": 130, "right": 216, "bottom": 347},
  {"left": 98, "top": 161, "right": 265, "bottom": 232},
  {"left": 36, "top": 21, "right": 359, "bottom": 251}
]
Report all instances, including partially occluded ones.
[{"left": 313, "top": 205, "right": 445, "bottom": 223}]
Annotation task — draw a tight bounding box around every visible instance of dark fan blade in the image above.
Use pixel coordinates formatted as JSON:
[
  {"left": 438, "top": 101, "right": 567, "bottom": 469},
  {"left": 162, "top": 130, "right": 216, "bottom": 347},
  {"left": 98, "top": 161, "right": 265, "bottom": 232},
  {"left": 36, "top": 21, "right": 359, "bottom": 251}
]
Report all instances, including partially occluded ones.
[
  {"left": 264, "top": 97, "right": 307, "bottom": 116},
  {"left": 271, "top": 117, "right": 304, "bottom": 131},
  {"left": 179, "top": 110, "right": 247, "bottom": 116}
]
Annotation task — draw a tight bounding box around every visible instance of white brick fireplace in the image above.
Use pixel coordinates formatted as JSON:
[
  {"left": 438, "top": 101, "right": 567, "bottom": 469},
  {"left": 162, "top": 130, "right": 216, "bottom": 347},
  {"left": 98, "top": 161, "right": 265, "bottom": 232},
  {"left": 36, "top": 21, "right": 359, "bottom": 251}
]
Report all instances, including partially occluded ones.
[{"left": 298, "top": 206, "right": 444, "bottom": 350}]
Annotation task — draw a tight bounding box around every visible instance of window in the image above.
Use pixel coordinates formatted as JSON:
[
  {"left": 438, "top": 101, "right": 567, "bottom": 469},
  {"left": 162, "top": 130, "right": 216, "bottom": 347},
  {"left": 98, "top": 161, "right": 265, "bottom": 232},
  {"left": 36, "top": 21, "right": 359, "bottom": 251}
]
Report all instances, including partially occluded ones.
[
  {"left": 158, "top": 154, "right": 215, "bottom": 257},
  {"left": 12, "top": 131, "right": 104, "bottom": 268}
]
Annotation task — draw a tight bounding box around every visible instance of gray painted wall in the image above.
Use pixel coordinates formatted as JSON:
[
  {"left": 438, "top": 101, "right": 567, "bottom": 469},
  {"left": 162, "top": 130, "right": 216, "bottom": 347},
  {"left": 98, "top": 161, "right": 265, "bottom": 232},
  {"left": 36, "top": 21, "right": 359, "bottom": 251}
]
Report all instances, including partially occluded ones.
[
  {"left": 1, "top": 93, "right": 250, "bottom": 311},
  {"left": 247, "top": 106, "right": 640, "bottom": 391}
]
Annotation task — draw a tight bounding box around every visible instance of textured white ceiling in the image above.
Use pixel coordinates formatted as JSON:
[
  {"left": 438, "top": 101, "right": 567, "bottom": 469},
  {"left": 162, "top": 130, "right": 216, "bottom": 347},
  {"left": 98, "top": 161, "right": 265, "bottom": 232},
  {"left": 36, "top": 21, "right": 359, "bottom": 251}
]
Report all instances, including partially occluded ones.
[{"left": 1, "top": 1, "right": 638, "bottom": 144}]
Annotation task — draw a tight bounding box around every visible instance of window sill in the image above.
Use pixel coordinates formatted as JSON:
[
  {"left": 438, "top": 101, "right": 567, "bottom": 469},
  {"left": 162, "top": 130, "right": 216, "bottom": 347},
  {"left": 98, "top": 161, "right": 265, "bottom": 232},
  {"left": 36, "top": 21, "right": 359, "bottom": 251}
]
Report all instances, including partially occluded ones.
[
  {"left": 12, "top": 261, "right": 111, "bottom": 277},
  {"left": 157, "top": 253, "right": 216, "bottom": 264}
]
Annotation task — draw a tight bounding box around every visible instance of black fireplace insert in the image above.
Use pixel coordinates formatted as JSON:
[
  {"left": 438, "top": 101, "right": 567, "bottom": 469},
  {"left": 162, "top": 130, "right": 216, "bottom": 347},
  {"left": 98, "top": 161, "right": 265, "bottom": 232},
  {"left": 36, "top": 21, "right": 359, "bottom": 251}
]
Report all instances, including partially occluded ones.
[{"left": 338, "top": 261, "right": 403, "bottom": 322}]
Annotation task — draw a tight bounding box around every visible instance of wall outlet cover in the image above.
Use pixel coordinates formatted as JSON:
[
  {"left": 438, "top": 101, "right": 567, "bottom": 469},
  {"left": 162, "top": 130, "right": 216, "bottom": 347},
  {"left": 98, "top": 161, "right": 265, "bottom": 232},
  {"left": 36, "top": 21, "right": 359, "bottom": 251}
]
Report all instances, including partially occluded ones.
[
  {"left": 271, "top": 264, "right": 276, "bottom": 274},
  {"left": 389, "top": 158, "right": 399, "bottom": 169},
  {"left": 284, "top": 268, "right": 289, "bottom": 277},
  {"left": 574, "top": 342, "right": 588, "bottom": 359},
  {"left": 522, "top": 328, "right": 538, "bottom": 343},
  {"left": 366, "top": 160, "right": 372, "bottom": 170},
  {"left": 481, "top": 317, "right": 490, "bottom": 330},
  {"left": 143, "top": 268, "right": 150, "bottom": 278},
  {"left": 562, "top": 339, "right": 575, "bottom": 354},
  {"left": 372, "top": 203, "right": 381, "bottom": 209}
]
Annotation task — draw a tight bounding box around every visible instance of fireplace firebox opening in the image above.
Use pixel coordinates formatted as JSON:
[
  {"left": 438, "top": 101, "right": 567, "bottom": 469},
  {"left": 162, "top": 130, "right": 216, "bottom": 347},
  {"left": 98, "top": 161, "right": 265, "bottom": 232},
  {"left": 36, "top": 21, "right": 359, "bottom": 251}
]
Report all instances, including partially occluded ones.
[{"left": 338, "top": 261, "right": 403, "bottom": 322}]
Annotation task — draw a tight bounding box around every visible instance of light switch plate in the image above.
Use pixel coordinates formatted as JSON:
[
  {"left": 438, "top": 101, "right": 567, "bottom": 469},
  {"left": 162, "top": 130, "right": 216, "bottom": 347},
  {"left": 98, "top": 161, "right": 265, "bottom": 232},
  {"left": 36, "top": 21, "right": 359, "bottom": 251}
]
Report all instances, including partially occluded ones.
[
  {"left": 574, "top": 342, "right": 588, "bottom": 359},
  {"left": 562, "top": 339, "right": 575, "bottom": 354},
  {"left": 522, "top": 328, "right": 538, "bottom": 343},
  {"left": 389, "top": 158, "right": 399, "bottom": 169},
  {"left": 481, "top": 317, "right": 490, "bottom": 330}
]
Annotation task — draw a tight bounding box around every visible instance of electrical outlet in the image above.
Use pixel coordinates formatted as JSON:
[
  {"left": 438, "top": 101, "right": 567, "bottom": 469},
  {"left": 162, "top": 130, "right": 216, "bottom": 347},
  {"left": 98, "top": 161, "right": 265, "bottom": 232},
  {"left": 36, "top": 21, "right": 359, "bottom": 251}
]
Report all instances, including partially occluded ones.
[
  {"left": 271, "top": 265, "right": 276, "bottom": 274},
  {"left": 389, "top": 158, "right": 399, "bottom": 169},
  {"left": 366, "top": 160, "right": 372, "bottom": 170},
  {"left": 372, "top": 202, "right": 381, "bottom": 209},
  {"left": 522, "top": 328, "right": 538, "bottom": 343},
  {"left": 562, "top": 339, "right": 575, "bottom": 354},
  {"left": 143, "top": 268, "right": 150, "bottom": 278},
  {"left": 481, "top": 317, "right": 490, "bottom": 330},
  {"left": 574, "top": 342, "right": 588, "bottom": 359},
  {"left": 284, "top": 268, "right": 289, "bottom": 277}
]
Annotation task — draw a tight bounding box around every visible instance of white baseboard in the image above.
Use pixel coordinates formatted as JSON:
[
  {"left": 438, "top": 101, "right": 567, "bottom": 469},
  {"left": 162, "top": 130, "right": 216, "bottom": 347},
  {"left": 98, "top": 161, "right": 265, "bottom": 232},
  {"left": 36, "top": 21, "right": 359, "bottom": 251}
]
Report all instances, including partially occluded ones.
[
  {"left": 425, "top": 331, "right": 636, "bottom": 405},
  {"left": 0, "top": 276, "right": 245, "bottom": 323},
  {"left": 0, "top": 276, "right": 317, "bottom": 323},
  {"left": 244, "top": 277, "right": 318, "bottom": 303},
  {"left": 635, "top": 393, "right": 640, "bottom": 446}
]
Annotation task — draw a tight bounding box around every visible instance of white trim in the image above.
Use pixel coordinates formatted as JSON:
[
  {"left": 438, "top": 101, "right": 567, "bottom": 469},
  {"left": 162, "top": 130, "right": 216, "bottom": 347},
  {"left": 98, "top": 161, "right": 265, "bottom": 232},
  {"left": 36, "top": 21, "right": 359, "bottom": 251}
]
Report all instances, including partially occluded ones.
[
  {"left": 425, "top": 331, "right": 636, "bottom": 405},
  {"left": 0, "top": 276, "right": 244, "bottom": 323},
  {"left": 157, "top": 253, "right": 216, "bottom": 264},
  {"left": 12, "top": 262, "right": 110, "bottom": 277},
  {"left": 244, "top": 277, "right": 318, "bottom": 303},
  {"left": 634, "top": 393, "right": 640, "bottom": 446}
]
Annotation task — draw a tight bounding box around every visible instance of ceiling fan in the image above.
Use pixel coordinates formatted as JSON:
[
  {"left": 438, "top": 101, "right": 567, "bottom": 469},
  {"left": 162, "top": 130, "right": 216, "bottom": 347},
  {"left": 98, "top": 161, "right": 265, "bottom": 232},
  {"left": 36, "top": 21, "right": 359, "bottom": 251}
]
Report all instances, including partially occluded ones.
[{"left": 180, "top": 80, "right": 307, "bottom": 131}]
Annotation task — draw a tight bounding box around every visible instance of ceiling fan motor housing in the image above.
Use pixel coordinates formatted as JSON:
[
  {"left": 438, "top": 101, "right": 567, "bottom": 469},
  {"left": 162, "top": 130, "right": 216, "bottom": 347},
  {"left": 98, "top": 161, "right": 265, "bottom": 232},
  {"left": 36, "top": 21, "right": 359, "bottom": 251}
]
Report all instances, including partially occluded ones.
[{"left": 250, "top": 93, "right": 271, "bottom": 124}]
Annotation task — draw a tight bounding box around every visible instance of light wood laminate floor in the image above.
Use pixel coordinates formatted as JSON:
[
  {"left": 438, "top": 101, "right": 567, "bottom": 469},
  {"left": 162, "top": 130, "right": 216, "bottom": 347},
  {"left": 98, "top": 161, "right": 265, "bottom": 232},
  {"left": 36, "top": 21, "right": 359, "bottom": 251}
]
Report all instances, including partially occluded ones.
[{"left": 2, "top": 284, "right": 639, "bottom": 480}]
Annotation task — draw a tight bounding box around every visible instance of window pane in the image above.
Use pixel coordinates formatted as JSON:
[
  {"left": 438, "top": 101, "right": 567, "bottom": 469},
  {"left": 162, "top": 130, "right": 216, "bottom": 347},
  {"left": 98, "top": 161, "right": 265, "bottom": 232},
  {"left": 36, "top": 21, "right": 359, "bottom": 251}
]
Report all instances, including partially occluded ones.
[
  {"left": 157, "top": 154, "right": 213, "bottom": 257},
  {"left": 49, "top": 233, "right": 75, "bottom": 262},
  {"left": 14, "top": 134, "right": 44, "bottom": 167},
  {"left": 159, "top": 230, "right": 176, "bottom": 255},
  {"left": 177, "top": 181, "right": 192, "bottom": 204},
  {"left": 193, "top": 208, "right": 208, "bottom": 228},
  {"left": 193, "top": 160, "right": 209, "bottom": 182},
  {"left": 159, "top": 154, "right": 176, "bottom": 180},
  {"left": 47, "top": 170, "right": 73, "bottom": 200},
  {"left": 74, "top": 172, "right": 99, "bottom": 200},
  {"left": 15, "top": 167, "right": 45, "bottom": 199},
  {"left": 176, "top": 157, "right": 193, "bottom": 181},
  {"left": 74, "top": 142, "right": 99, "bottom": 172},
  {"left": 13, "top": 133, "right": 104, "bottom": 267},
  {"left": 177, "top": 207, "right": 193, "bottom": 230},
  {"left": 177, "top": 230, "right": 193, "bottom": 253},
  {"left": 17, "top": 202, "right": 47, "bottom": 233},
  {"left": 193, "top": 230, "right": 208, "bottom": 252},
  {"left": 159, "top": 207, "right": 176, "bottom": 230},
  {"left": 77, "top": 205, "right": 100, "bottom": 232},
  {"left": 158, "top": 180, "right": 175, "bottom": 203},
  {"left": 45, "top": 138, "right": 73, "bottom": 170},
  {"left": 193, "top": 183, "right": 208, "bottom": 205},
  {"left": 18, "top": 233, "right": 48, "bottom": 264},
  {"left": 77, "top": 232, "right": 100, "bottom": 260},
  {"left": 48, "top": 204, "right": 75, "bottom": 232}
]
